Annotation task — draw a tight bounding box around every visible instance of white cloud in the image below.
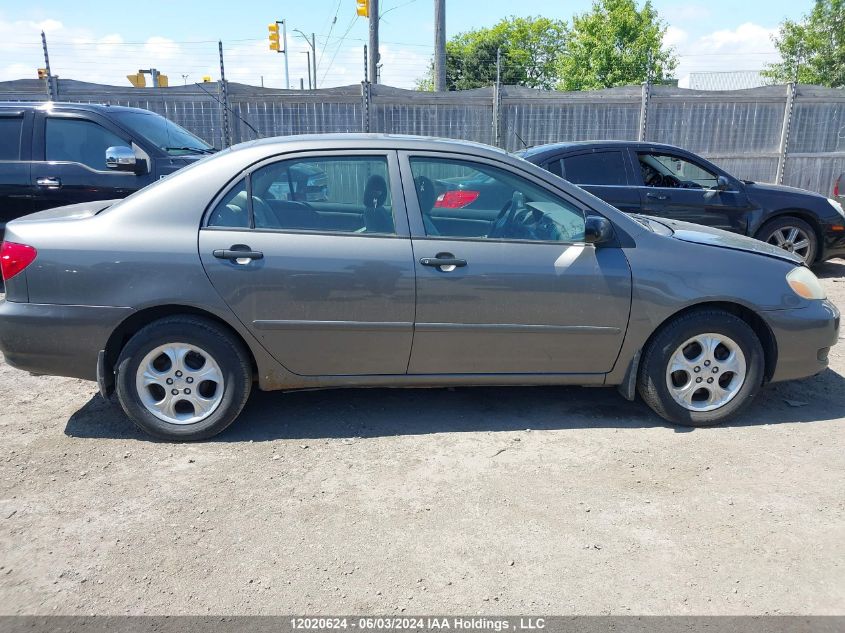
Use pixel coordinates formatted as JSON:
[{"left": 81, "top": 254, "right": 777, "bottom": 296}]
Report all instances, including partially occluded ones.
[
  {"left": 672, "top": 22, "right": 780, "bottom": 81},
  {"left": 663, "top": 25, "right": 688, "bottom": 50}
]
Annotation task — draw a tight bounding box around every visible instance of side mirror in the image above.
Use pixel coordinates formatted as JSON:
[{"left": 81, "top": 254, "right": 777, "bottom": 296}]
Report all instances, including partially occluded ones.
[
  {"left": 717, "top": 175, "right": 731, "bottom": 191},
  {"left": 584, "top": 215, "right": 613, "bottom": 245},
  {"left": 105, "top": 146, "right": 138, "bottom": 172}
]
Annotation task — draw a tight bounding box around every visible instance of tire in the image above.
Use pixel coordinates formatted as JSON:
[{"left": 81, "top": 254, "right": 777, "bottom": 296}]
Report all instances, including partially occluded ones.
[
  {"left": 115, "top": 316, "right": 252, "bottom": 441},
  {"left": 755, "top": 216, "right": 818, "bottom": 265},
  {"left": 637, "top": 310, "right": 765, "bottom": 427}
]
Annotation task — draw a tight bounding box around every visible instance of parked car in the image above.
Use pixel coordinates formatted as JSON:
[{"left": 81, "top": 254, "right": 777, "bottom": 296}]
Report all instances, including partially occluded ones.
[
  {"left": 0, "top": 101, "right": 215, "bottom": 238},
  {"left": 0, "top": 135, "right": 838, "bottom": 440},
  {"left": 516, "top": 141, "right": 845, "bottom": 265}
]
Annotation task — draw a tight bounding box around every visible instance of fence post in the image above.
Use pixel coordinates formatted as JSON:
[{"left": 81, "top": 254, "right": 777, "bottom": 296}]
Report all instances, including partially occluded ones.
[
  {"left": 638, "top": 81, "right": 651, "bottom": 141},
  {"left": 218, "top": 41, "right": 232, "bottom": 147},
  {"left": 492, "top": 47, "right": 502, "bottom": 148},
  {"left": 40, "top": 30, "right": 57, "bottom": 101},
  {"left": 776, "top": 82, "right": 797, "bottom": 185},
  {"left": 361, "top": 80, "right": 371, "bottom": 133}
]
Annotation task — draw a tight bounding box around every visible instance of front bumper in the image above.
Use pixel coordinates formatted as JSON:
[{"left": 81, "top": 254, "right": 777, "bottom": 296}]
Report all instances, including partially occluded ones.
[
  {"left": 764, "top": 299, "right": 840, "bottom": 382},
  {"left": 0, "top": 299, "right": 132, "bottom": 381}
]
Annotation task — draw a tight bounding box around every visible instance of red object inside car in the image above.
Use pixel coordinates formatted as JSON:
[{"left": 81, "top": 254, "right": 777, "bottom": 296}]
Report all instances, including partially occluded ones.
[{"left": 434, "top": 190, "right": 480, "bottom": 208}]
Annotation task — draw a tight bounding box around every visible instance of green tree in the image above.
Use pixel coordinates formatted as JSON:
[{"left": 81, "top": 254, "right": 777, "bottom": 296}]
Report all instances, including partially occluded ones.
[
  {"left": 762, "top": 0, "right": 845, "bottom": 87},
  {"left": 416, "top": 16, "right": 568, "bottom": 91},
  {"left": 556, "top": 0, "right": 677, "bottom": 91}
]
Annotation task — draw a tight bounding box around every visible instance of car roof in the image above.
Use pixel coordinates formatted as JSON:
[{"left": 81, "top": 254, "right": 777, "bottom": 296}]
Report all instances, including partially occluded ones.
[
  {"left": 0, "top": 101, "right": 162, "bottom": 115},
  {"left": 522, "top": 139, "right": 688, "bottom": 159},
  {"left": 224, "top": 133, "right": 512, "bottom": 159}
]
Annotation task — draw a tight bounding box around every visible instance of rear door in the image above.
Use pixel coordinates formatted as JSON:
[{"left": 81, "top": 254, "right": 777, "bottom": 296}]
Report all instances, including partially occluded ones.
[
  {"left": 30, "top": 111, "right": 151, "bottom": 210},
  {"left": 199, "top": 150, "right": 416, "bottom": 376},
  {"left": 0, "top": 109, "right": 34, "bottom": 231},
  {"left": 633, "top": 150, "right": 752, "bottom": 233},
  {"left": 545, "top": 149, "right": 642, "bottom": 214},
  {"left": 401, "top": 152, "right": 631, "bottom": 375}
]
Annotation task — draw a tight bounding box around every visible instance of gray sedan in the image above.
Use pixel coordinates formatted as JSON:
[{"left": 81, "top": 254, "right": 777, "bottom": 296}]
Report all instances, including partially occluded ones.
[{"left": 0, "top": 135, "right": 839, "bottom": 440}]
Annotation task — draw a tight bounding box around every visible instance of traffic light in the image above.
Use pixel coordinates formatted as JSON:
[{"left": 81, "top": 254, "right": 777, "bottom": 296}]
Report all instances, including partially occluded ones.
[
  {"left": 156, "top": 74, "right": 169, "bottom": 87},
  {"left": 126, "top": 72, "right": 146, "bottom": 88},
  {"left": 268, "top": 23, "right": 280, "bottom": 51},
  {"left": 202, "top": 75, "right": 212, "bottom": 83},
  {"left": 37, "top": 68, "right": 47, "bottom": 80},
  {"left": 356, "top": 0, "right": 369, "bottom": 17}
]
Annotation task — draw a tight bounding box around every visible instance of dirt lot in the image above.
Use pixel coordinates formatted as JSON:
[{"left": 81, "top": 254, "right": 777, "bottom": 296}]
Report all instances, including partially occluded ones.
[{"left": 1, "top": 261, "right": 844, "bottom": 616}]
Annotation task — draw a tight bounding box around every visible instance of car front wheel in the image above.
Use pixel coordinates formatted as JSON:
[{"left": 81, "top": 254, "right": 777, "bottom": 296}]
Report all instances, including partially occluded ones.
[
  {"left": 115, "top": 316, "right": 252, "bottom": 440},
  {"left": 637, "top": 309, "right": 765, "bottom": 427},
  {"left": 755, "top": 216, "right": 817, "bottom": 265}
]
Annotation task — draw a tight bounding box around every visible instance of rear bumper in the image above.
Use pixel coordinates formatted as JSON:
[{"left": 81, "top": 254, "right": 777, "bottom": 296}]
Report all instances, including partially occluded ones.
[
  {"left": 0, "top": 299, "right": 132, "bottom": 381},
  {"left": 764, "top": 299, "right": 840, "bottom": 382}
]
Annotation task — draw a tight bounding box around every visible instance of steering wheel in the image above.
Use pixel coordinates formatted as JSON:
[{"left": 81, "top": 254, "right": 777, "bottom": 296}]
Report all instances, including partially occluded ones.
[
  {"left": 488, "top": 191, "right": 525, "bottom": 238},
  {"left": 660, "top": 173, "right": 681, "bottom": 188}
]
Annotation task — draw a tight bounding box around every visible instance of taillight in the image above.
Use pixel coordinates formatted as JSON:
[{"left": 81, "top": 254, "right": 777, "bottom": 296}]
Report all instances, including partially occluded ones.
[
  {"left": 434, "top": 190, "right": 480, "bottom": 208},
  {"left": 0, "top": 241, "right": 37, "bottom": 281}
]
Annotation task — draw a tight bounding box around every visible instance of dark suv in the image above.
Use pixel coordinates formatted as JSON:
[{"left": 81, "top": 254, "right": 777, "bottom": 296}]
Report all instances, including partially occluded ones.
[
  {"left": 0, "top": 102, "right": 215, "bottom": 237},
  {"left": 519, "top": 141, "right": 845, "bottom": 264}
]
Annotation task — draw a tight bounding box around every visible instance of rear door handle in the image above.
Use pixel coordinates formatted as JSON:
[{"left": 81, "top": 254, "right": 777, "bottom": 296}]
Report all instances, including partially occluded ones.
[
  {"left": 213, "top": 247, "right": 264, "bottom": 262},
  {"left": 646, "top": 192, "right": 669, "bottom": 200},
  {"left": 420, "top": 255, "right": 467, "bottom": 269},
  {"left": 36, "top": 177, "right": 61, "bottom": 188}
]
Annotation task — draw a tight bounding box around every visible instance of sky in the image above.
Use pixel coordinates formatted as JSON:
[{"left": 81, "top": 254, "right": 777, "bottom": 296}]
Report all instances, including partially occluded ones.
[{"left": 0, "top": 1, "right": 814, "bottom": 90}]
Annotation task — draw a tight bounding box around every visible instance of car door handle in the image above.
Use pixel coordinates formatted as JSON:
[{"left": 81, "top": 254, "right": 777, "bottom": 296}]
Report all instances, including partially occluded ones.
[
  {"left": 213, "top": 247, "right": 264, "bottom": 261},
  {"left": 36, "top": 177, "right": 61, "bottom": 188},
  {"left": 420, "top": 255, "right": 467, "bottom": 268},
  {"left": 646, "top": 192, "right": 669, "bottom": 200}
]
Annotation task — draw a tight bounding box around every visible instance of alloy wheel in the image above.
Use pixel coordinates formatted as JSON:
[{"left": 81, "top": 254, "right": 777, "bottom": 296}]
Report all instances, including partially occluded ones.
[
  {"left": 665, "top": 333, "right": 747, "bottom": 412},
  {"left": 134, "top": 343, "right": 225, "bottom": 424},
  {"left": 765, "top": 225, "right": 813, "bottom": 262}
]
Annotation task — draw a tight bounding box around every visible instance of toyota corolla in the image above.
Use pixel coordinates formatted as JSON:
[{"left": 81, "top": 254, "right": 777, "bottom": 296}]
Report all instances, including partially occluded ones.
[{"left": 0, "top": 135, "right": 839, "bottom": 440}]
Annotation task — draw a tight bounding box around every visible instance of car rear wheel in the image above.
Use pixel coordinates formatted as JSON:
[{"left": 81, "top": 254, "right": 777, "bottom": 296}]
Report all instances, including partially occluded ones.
[
  {"left": 637, "top": 310, "right": 764, "bottom": 427},
  {"left": 115, "top": 316, "right": 252, "bottom": 440},
  {"left": 755, "top": 216, "right": 817, "bottom": 265}
]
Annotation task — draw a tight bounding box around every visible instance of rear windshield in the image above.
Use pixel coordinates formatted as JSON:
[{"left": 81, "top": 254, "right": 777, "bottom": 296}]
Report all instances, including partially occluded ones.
[{"left": 112, "top": 111, "right": 214, "bottom": 156}]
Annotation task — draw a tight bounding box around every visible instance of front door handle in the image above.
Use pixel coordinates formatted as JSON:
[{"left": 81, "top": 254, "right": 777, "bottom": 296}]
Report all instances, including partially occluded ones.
[
  {"left": 36, "top": 177, "right": 61, "bottom": 188},
  {"left": 646, "top": 192, "right": 669, "bottom": 200},
  {"left": 420, "top": 254, "right": 467, "bottom": 271},
  {"left": 213, "top": 246, "right": 264, "bottom": 263}
]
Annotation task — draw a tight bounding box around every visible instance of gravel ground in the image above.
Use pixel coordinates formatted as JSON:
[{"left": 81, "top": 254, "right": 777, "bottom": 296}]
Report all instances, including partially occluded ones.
[{"left": 1, "top": 260, "right": 844, "bottom": 615}]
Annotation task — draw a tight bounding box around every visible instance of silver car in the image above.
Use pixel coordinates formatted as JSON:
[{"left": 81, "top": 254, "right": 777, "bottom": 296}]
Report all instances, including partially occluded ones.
[{"left": 0, "top": 135, "right": 839, "bottom": 440}]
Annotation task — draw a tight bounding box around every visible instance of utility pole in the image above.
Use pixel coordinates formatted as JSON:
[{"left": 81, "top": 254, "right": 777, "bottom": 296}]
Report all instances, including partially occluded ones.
[
  {"left": 303, "top": 51, "right": 312, "bottom": 90},
  {"left": 218, "top": 40, "right": 231, "bottom": 148},
  {"left": 311, "top": 33, "right": 317, "bottom": 88},
  {"left": 434, "top": 0, "right": 446, "bottom": 91},
  {"left": 40, "top": 30, "right": 56, "bottom": 101},
  {"left": 369, "top": 0, "right": 379, "bottom": 85},
  {"left": 282, "top": 20, "right": 290, "bottom": 89}
]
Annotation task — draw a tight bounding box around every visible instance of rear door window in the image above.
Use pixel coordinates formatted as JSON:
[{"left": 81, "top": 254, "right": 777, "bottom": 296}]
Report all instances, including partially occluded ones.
[
  {"left": 46, "top": 118, "right": 128, "bottom": 171},
  {"left": 561, "top": 151, "right": 628, "bottom": 186},
  {"left": 250, "top": 156, "right": 396, "bottom": 235},
  {"left": 0, "top": 116, "right": 24, "bottom": 160}
]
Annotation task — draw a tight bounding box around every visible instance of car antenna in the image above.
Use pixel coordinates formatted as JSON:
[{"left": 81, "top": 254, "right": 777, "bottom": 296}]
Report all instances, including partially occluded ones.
[
  {"left": 512, "top": 130, "right": 528, "bottom": 150},
  {"left": 193, "top": 81, "right": 260, "bottom": 140}
]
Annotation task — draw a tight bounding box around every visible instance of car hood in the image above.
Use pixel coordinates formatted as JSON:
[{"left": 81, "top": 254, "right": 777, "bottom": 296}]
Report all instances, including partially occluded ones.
[
  {"left": 8, "top": 199, "right": 119, "bottom": 224},
  {"left": 743, "top": 180, "right": 827, "bottom": 201},
  {"left": 650, "top": 217, "right": 804, "bottom": 265}
]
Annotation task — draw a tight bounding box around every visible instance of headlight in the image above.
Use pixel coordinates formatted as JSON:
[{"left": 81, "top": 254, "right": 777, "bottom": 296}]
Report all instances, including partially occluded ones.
[
  {"left": 786, "top": 266, "right": 826, "bottom": 300},
  {"left": 829, "top": 198, "right": 845, "bottom": 219}
]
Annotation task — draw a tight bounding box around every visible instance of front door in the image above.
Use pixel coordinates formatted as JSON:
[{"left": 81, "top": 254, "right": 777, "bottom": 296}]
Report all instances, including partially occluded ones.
[
  {"left": 634, "top": 150, "right": 751, "bottom": 233},
  {"left": 401, "top": 153, "right": 632, "bottom": 375},
  {"left": 547, "top": 149, "right": 642, "bottom": 215},
  {"left": 199, "top": 151, "right": 416, "bottom": 376}
]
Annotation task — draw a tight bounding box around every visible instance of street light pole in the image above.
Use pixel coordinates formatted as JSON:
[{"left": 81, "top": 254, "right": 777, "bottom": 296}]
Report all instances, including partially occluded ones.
[{"left": 294, "top": 29, "right": 318, "bottom": 89}]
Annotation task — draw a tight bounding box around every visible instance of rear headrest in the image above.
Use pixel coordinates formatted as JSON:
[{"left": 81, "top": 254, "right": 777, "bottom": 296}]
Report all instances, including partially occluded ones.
[{"left": 364, "top": 175, "right": 388, "bottom": 208}]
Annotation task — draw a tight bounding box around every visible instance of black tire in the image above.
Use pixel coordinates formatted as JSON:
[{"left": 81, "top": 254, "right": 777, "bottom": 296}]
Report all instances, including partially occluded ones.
[
  {"left": 115, "top": 316, "right": 252, "bottom": 441},
  {"left": 755, "top": 216, "right": 818, "bottom": 265},
  {"left": 637, "top": 310, "right": 765, "bottom": 427}
]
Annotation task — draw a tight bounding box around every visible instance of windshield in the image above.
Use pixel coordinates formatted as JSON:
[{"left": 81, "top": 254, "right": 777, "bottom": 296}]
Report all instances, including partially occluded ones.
[{"left": 113, "top": 111, "right": 214, "bottom": 156}]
